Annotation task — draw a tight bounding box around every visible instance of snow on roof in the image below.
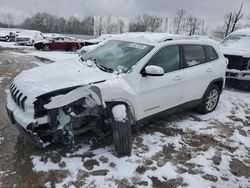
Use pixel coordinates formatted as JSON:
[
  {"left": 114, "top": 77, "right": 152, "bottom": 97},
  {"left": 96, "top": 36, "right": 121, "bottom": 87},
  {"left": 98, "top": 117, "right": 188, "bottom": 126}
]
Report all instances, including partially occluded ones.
[
  {"left": 120, "top": 32, "right": 186, "bottom": 43},
  {"left": 230, "top": 28, "right": 250, "bottom": 36},
  {"left": 107, "top": 32, "right": 188, "bottom": 46}
]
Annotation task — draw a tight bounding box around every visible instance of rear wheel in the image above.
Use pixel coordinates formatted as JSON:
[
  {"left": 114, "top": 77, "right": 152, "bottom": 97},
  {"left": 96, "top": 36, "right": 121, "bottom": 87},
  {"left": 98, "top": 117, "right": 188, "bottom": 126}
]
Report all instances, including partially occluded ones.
[
  {"left": 43, "top": 45, "right": 50, "bottom": 51},
  {"left": 197, "top": 84, "right": 220, "bottom": 114},
  {"left": 111, "top": 104, "right": 132, "bottom": 156}
]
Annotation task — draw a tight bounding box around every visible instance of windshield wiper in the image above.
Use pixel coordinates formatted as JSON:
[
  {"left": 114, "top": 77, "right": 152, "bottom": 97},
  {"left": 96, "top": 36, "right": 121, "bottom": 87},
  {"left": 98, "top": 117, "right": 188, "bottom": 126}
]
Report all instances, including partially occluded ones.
[
  {"left": 81, "top": 57, "right": 114, "bottom": 73},
  {"left": 91, "top": 58, "right": 114, "bottom": 73}
]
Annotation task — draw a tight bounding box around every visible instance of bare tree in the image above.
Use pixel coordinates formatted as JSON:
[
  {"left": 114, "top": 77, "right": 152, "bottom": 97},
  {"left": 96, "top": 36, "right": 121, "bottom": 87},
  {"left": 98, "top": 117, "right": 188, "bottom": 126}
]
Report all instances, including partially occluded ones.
[
  {"left": 5, "top": 13, "right": 14, "bottom": 27},
  {"left": 174, "top": 9, "right": 186, "bottom": 34},
  {"left": 117, "top": 19, "right": 125, "bottom": 33},
  {"left": 246, "top": 15, "right": 250, "bottom": 27},
  {"left": 224, "top": 12, "right": 233, "bottom": 37},
  {"left": 130, "top": 14, "right": 160, "bottom": 32},
  {"left": 222, "top": 2, "right": 244, "bottom": 37},
  {"left": 22, "top": 12, "right": 94, "bottom": 35},
  {"left": 231, "top": 2, "right": 244, "bottom": 33},
  {"left": 187, "top": 15, "right": 201, "bottom": 36}
]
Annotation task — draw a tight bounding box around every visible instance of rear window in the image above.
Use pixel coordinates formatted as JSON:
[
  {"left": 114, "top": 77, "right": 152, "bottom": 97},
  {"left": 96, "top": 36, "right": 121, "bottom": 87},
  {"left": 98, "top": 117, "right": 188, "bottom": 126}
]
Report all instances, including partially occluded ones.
[
  {"left": 204, "top": 46, "right": 218, "bottom": 62},
  {"left": 183, "top": 45, "right": 206, "bottom": 67}
]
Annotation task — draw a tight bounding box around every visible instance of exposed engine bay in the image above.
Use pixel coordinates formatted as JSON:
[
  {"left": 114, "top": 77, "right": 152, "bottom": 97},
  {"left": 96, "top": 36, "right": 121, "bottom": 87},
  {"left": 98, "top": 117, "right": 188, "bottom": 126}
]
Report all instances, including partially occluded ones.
[{"left": 28, "top": 86, "right": 110, "bottom": 147}]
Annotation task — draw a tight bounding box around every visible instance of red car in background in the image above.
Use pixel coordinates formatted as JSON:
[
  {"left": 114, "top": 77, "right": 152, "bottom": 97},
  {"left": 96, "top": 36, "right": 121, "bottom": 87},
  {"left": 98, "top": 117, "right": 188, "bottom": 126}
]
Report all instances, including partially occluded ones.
[{"left": 34, "top": 36, "right": 81, "bottom": 51}]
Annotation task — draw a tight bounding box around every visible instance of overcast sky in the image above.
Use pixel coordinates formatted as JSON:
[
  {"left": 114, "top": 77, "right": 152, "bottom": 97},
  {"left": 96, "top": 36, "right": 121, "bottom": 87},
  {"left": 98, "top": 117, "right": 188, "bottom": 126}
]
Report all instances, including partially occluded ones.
[{"left": 0, "top": 0, "right": 249, "bottom": 25}]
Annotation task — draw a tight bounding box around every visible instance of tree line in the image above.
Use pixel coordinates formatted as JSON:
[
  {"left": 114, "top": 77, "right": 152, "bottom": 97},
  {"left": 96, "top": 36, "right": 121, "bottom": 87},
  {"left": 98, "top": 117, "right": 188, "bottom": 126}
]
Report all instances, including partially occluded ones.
[{"left": 0, "top": 2, "right": 249, "bottom": 38}]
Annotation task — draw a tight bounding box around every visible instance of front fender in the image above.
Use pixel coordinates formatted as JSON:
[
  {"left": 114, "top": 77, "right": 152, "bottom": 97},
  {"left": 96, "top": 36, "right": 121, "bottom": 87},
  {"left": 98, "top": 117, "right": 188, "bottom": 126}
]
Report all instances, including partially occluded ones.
[{"left": 44, "top": 85, "right": 104, "bottom": 110}]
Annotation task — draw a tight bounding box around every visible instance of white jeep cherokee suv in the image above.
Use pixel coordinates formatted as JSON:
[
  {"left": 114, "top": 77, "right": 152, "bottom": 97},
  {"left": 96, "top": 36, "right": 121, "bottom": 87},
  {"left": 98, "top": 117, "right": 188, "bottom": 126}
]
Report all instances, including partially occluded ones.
[{"left": 6, "top": 35, "right": 227, "bottom": 156}]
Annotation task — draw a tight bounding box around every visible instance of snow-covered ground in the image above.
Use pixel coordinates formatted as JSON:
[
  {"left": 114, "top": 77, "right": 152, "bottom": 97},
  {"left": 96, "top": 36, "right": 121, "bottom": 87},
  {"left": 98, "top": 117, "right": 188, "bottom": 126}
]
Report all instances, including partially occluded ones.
[
  {"left": 0, "top": 41, "right": 250, "bottom": 187},
  {"left": 30, "top": 89, "right": 250, "bottom": 188}
]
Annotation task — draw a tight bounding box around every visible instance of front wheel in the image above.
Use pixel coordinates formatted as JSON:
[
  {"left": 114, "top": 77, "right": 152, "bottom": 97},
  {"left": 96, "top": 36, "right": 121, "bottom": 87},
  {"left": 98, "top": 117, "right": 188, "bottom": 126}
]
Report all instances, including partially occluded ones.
[
  {"left": 111, "top": 104, "right": 132, "bottom": 156},
  {"left": 197, "top": 85, "right": 220, "bottom": 114}
]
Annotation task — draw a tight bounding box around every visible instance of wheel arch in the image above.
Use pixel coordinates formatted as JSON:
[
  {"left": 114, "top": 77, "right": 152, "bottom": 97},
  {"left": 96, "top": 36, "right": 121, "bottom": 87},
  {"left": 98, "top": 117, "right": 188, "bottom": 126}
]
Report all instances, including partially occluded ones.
[
  {"left": 205, "top": 77, "right": 224, "bottom": 95},
  {"left": 105, "top": 100, "right": 136, "bottom": 125}
]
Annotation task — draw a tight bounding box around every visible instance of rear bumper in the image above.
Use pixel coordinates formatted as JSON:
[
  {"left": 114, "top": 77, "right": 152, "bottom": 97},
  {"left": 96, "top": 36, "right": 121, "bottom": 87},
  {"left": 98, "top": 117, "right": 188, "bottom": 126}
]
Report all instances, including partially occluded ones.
[{"left": 6, "top": 106, "right": 44, "bottom": 147}]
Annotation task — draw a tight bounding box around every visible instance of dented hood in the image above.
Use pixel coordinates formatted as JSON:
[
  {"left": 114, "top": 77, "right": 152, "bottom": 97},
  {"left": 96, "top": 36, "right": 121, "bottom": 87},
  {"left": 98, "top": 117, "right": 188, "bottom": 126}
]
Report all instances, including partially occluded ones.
[{"left": 13, "top": 59, "right": 115, "bottom": 98}]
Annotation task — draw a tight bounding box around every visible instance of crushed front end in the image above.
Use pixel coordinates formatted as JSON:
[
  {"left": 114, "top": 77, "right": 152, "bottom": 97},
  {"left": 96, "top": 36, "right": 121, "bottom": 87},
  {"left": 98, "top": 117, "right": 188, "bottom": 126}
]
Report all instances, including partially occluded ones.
[{"left": 6, "top": 84, "right": 106, "bottom": 147}]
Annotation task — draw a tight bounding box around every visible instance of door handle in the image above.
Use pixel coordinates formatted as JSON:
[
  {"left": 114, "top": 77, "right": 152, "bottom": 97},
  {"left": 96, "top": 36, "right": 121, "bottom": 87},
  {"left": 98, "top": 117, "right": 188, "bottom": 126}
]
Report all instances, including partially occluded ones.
[
  {"left": 173, "top": 76, "right": 182, "bottom": 81},
  {"left": 206, "top": 68, "right": 213, "bottom": 72}
]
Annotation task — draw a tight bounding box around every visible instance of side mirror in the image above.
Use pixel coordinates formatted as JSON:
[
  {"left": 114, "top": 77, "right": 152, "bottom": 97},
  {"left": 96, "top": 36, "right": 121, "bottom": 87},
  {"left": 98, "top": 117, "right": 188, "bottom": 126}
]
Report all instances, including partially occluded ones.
[{"left": 142, "top": 65, "right": 164, "bottom": 76}]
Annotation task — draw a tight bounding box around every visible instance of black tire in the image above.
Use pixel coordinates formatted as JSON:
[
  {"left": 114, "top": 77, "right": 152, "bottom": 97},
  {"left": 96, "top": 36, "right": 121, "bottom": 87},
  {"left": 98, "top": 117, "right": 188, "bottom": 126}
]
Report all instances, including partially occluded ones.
[
  {"left": 43, "top": 45, "right": 50, "bottom": 51},
  {"left": 197, "top": 84, "right": 220, "bottom": 114},
  {"left": 71, "top": 45, "right": 77, "bottom": 52},
  {"left": 112, "top": 104, "right": 132, "bottom": 156}
]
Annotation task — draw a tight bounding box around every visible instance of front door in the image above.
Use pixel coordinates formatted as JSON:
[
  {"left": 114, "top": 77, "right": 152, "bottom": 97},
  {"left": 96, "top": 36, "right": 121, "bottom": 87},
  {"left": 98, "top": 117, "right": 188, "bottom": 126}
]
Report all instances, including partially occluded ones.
[{"left": 139, "top": 45, "right": 185, "bottom": 118}]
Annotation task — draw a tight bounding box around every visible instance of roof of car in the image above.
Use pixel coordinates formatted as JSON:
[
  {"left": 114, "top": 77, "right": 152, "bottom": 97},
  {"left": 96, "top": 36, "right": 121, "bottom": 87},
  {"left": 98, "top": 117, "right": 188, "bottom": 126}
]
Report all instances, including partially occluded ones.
[
  {"left": 108, "top": 32, "right": 188, "bottom": 46},
  {"left": 110, "top": 33, "right": 218, "bottom": 48}
]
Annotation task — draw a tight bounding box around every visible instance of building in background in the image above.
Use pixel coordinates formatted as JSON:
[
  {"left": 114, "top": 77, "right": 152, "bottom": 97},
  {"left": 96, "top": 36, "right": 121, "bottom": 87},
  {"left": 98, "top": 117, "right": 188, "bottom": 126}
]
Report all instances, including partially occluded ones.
[{"left": 94, "top": 16, "right": 129, "bottom": 36}]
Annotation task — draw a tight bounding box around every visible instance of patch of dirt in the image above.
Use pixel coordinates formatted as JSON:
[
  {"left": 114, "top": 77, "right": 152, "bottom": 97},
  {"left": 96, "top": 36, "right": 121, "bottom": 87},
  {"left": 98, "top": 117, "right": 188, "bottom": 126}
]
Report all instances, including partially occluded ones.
[
  {"left": 34, "top": 56, "right": 53, "bottom": 63},
  {"left": 230, "top": 159, "right": 250, "bottom": 178},
  {"left": 184, "top": 133, "right": 236, "bottom": 153},
  {"left": 150, "top": 177, "right": 183, "bottom": 188},
  {"left": 144, "top": 124, "right": 184, "bottom": 137},
  {"left": 202, "top": 174, "right": 218, "bottom": 182},
  {"left": 136, "top": 165, "right": 147, "bottom": 174},
  {"left": 84, "top": 159, "right": 99, "bottom": 170},
  {"left": 212, "top": 152, "right": 222, "bottom": 166},
  {"left": 91, "top": 169, "right": 109, "bottom": 176}
]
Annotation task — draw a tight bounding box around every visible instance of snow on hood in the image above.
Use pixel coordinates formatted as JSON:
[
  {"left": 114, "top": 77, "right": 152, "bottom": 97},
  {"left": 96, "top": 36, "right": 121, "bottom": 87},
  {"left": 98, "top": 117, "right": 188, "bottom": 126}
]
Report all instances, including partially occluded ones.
[
  {"left": 13, "top": 59, "right": 115, "bottom": 99},
  {"left": 220, "top": 34, "right": 250, "bottom": 57}
]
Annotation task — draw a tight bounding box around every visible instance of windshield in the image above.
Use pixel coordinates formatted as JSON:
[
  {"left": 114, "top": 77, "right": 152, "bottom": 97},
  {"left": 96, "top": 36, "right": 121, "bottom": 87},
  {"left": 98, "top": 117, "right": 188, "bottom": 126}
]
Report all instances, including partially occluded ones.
[
  {"left": 221, "top": 34, "right": 247, "bottom": 45},
  {"left": 82, "top": 40, "right": 154, "bottom": 73}
]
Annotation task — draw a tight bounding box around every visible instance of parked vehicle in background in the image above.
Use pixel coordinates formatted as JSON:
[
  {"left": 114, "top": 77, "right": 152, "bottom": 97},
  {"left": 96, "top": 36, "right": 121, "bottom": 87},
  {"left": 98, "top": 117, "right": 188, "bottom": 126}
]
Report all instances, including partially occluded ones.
[
  {"left": 220, "top": 28, "right": 250, "bottom": 90},
  {"left": 0, "top": 30, "right": 16, "bottom": 42},
  {"left": 6, "top": 34, "right": 226, "bottom": 156},
  {"left": 34, "top": 36, "right": 81, "bottom": 51},
  {"left": 15, "top": 30, "right": 44, "bottom": 46},
  {"left": 78, "top": 35, "right": 116, "bottom": 56},
  {"left": 79, "top": 34, "right": 115, "bottom": 47}
]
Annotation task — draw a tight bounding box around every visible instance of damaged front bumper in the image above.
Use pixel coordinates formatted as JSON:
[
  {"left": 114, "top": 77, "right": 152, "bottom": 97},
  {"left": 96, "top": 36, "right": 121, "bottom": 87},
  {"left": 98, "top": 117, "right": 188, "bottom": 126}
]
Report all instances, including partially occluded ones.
[
  {"left": 226, "top": 69, "right": 250, "bottom": 89},
  {"left": 6, "top": 106, "right": 45, "bottom": 147},
  {"left": 6, "top": 85, "right": 105, "bottom": 147}
]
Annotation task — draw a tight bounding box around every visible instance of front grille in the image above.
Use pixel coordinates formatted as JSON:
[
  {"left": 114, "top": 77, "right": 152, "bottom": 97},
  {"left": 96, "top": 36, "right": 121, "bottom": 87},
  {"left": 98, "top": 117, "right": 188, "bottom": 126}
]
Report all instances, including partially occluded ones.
[
  {"left": 10, "top": 83, "right": 27, "bottom": 110},
  {"left": 224, "top": 55, "right": 249, "bottom": 71},
  {"left": 16, "top": 37, "right": 30, "bottom": 42}
]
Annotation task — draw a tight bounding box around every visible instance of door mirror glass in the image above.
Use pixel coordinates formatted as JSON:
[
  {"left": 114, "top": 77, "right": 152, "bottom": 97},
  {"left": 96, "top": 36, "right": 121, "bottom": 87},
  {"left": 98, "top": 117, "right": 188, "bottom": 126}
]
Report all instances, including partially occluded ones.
[{"left": 142, "top": 65, "right": 164, "bottom": 76}]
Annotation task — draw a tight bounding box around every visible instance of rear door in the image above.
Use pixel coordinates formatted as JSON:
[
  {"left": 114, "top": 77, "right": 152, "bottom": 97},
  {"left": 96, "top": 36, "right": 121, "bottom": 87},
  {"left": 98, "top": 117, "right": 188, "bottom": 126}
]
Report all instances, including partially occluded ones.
[
  {"left": 139, "top": 45, "right": 185, "bottom": 117},
  {"left": 180, "top": 45, "right": 216, "bottom": 103}
]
